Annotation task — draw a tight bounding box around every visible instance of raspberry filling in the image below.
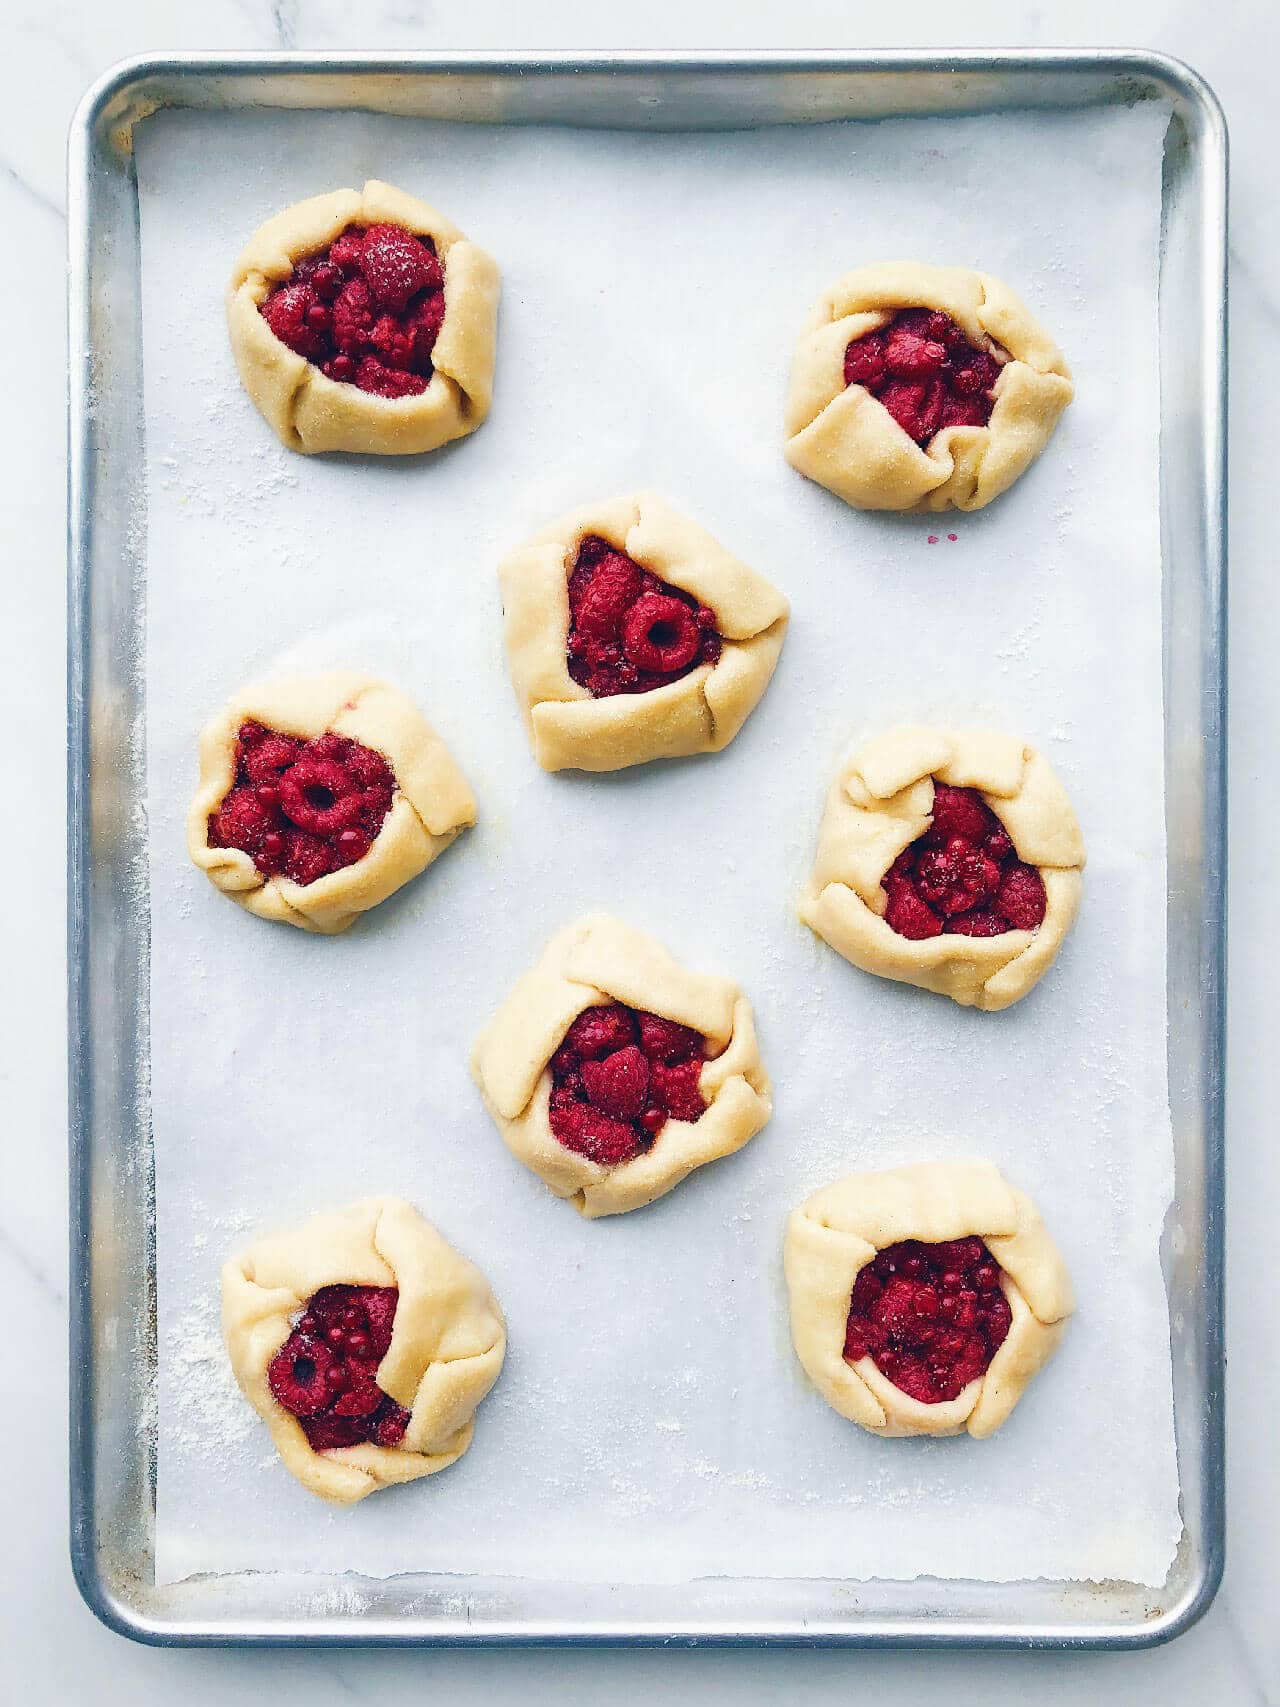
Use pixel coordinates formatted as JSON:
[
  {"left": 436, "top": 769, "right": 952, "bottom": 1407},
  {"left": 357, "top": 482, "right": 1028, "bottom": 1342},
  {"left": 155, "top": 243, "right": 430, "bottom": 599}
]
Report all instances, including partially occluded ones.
[
  {"left": 267, "top": 1284, "right": 411, "bottom": 1450},
  {"left": 566, "top": 535, "right": 723, "bottom": 698},
  {"left": 547, "top": 1003, "right": 709, "bottom": 1166},
  {"left": 844, "top": 1238, "right": 1012, "bottom": 1405},
  {"left": 843, "top": 308, "right": 1004, "bottom": 446},
  {"left": 882, "top": 782, "right": 1046, "bottom": 942},
  {"left": 259, "top": 223, "right": 445, "bottom": 399},
  {"left": 208, "top": 721, "right": 397, "bottom": 888}
]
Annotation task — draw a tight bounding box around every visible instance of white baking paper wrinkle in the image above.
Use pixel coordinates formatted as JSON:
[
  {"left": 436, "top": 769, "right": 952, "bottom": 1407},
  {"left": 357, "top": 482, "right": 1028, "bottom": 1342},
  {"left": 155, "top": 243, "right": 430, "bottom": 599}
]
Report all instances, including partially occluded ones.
[{"left": 138, "top": 102, "right": 1180, "bottom": 1587}]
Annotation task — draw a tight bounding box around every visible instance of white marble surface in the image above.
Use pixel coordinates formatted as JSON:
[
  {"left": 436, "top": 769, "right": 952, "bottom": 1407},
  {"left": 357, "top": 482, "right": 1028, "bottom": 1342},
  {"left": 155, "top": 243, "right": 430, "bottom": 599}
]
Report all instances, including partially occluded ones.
[{"left": 1, "top": 1, "right": 1273, "bottom": 1700}]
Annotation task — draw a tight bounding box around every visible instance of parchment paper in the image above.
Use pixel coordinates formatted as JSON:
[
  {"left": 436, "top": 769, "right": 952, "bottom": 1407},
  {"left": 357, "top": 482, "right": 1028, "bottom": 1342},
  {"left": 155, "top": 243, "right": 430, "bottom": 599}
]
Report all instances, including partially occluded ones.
[{"left": 138, "top": 100, "right": 1181, "bottom": 1588}]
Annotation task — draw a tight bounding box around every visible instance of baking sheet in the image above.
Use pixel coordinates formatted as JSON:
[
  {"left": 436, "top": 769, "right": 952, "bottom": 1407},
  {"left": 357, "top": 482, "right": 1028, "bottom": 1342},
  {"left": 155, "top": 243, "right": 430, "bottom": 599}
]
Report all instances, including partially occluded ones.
[{"left": 138, "top": 100, "right": 1180, "bottom": 1589}]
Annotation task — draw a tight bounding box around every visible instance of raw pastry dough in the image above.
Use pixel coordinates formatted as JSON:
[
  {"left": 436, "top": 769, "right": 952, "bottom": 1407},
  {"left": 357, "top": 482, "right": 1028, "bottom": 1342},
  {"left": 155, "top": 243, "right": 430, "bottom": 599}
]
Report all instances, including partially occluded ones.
[
  {"left": 784, "top": 1160, "right": 1074, "bottom": 1438},
  {"left": 799, "top": 726, "right": 1085, "bottom": 1010},
  {"left": 471, "top": 913, "right": 772, "bottom": 1217},
  {"left": 222, "top": 1197, "right": 507, "bottom": 1504},
  {"left": 498, "top": 491, "right": 789, "bottom": 772},
  {"left": 187, "top": 670, "right": 476, "bottom": 934},
  {"left": 227, "top": 179, "right": 499, "bottom": 455},
  {"left": 784, "top": 262, "right": 1073, "bottom": 512}
]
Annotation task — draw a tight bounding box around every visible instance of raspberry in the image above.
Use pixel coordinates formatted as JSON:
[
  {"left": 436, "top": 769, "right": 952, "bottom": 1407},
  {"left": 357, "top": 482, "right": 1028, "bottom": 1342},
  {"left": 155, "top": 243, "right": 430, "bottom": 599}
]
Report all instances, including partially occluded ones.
[
  {"left": 268, "top": 1333, "right": 338, "bottom": 1417},
  {"left": 363, "top": 1288, "right": 398, "bottom": 1359},
  {"left": 333, "top": 1368, "right": 386, "bottom": 1417},
  {"left": 210, "top": 721, "right": 399, "bottom": 887},
  {"left": 882, "top": 327, "right": 947, "bottom": 379},
  {"left": 284, "top": 830, "right": 335, "bottom": 886},
  {"left": 983, "top": 1292, "right": 1013, "bottom": 1347},
  {"left": 935, "top": 1238, "right": 985, "bottom": 1273},
  {"left": 879, "top": 378, "right": 944, "bottom": 444},
  {"left": 368, "top": 312, "right": 414, "bottom": 364},
  {"left": 259, "top": 221, "right": 446, "bottom": 396},
  {"left": 849, "top": 1266, "right": 883, "bottom": 1317},
  {"left": 843, "top": 330, "right": 886, "bottom": 388},
  {"left": 872, "top": 1276, "right": 925, "bottom": 1340},
  {"left": 888, "top": 1354, "right": 939, "bottom": 1404},
  {"left": 549, "top": 1002, "right": 709, "bottom": 1162},
  {"left": 328, "top": 230, "right": 366, "bottom": 275},
  {"left": 844, "top": 1238, "right": 1009, "bottom": 1405},
  {"left": 375, "top": 1404, "right": 411, "bottom": 1447},
  {"left": 636, "top": 1012, "right": 703, "bottom": 1065},
  {"left": 843, "top": 1315, "right": 884, "bottom": 1361},
  {"left": 277, "top": 755, "right": 363, "bottom": 837},
  {"left": 843, "top": 306, "right": 1003, "bottom": 444},
  {"left": 927, "top": 782, "right": 997, "bottom": 847},
  {"left": 881, "top": 782, "right": 1045, "bottom": 941},
  {"left": 335, "top": 826, "right": 372, "bottom": 867},
  {"left": 344, "top": 744, "right": 395, "bottom": 791},
  {"left": 565, "top": 538, "right": 721, "bottom": 699},
  {"left": 563, "top": 1004, "right": 637, "bottom": 1060},
  {"left": 984, "top": 824, "right": 1015, "bottom": 863},
  {"left": 260, "top": 283, "right": 328, "bottom": 360},
  {"left": 301, "top": 1414, "right": 368, "bottom": 1450},
  {"left": 568, "top": 546, "right": 643, "bottom": 640},
  {"left": 650, "top": 1057, "right": 705, "bottom": 1122},
  {"left": 271, "top": 1285, "right": 410, "bottom": 1451},
  {"left": 360, "top": 223, "right": 441, "bottom": 312},
  {"left": 548, "top": 1099, "right": 642, "bottom": 1166},
  {"left": 331, "top": 276, "right": 376, "bottom": 355},
  {"left": 581, "top": 1044, "right": 650, "bottom": 1121},
  {"left": 997, "top": 862, "right": 1048, "bottom": 930},
  {"left": 882, "top": 853, "right": 942, "bottom": 940},
  {"left": 208, "top": 787, "right": 274, "bottom": 856},
  {"left": 938, "top": 395, "right": 993, "bottom": 432},
  {"left": 406, "top": 291, "right": 446, "bottom": 373},
  {"left": 622, "top": 594, "right": 701, "bottom": 674},
  {"left": 916, "top": 842, "right": 1001, "bottom": 916},
  {"left": 242, "top": 733, "right": 302, "bottom": 783},
  {"left": 311, "top": 261, "right": 342, "bottom": 301},
  {"left": 355, "top": 357, "right": 430, "bottom": 399},
  {"left": 946, "top": 910, "right": 1007, "bottom": 937}
]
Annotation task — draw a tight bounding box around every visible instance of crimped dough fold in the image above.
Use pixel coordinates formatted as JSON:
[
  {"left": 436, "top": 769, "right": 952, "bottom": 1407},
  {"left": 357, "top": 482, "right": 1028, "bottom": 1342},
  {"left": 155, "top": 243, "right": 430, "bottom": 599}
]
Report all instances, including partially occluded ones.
[
  {"left": 499, "top": 491, "right": 789, "bottom": 772},
  {"left": 784, "top": 262, "right": 1073, "bottom": 512},
  {"left": 784, "top": 1160, "right": 1074, "bottom": 1438},
  {"left": 222, "top": 1197, "right": 506, "bottom": 1504},
  {"left": 187, "top": 669, "right": 476, "bottom": 934},
  {"left": 227, "top": 179, "right": 499, "bottom": 456},
  {"left": 471, "top": 914, "right": 772, "bottom": 1217},
  {"left": 799, "top": 725, "right": 1085, "bottom": 1010}
]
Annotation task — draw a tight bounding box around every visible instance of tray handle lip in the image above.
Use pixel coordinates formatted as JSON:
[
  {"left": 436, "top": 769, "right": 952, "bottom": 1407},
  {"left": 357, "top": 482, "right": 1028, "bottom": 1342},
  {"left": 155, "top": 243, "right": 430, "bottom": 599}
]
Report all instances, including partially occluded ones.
[
  {"left": 64, "top": 1582, "right": 1229, "bottom": 1654},
  {"left": 68, "top": 46, "right": 1230, "bottom": 156}
]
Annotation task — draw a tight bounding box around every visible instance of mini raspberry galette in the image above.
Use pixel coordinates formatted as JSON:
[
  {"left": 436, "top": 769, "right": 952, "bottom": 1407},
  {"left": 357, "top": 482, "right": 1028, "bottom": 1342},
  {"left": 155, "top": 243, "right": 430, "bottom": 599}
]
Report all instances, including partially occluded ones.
[
  {"left": 187, "top": 670, "right": 475, "bottom": 933},
  {"left": 227, "top": 179, "right": 499, "bottom": 455},
  {"left": 498, "top": 492, "right": 789, "bottom": 772},
  {"left": 222, "top": 1197, "right": 506, "bottom": 1504},
  {"left": 799, "top": 726, "right": 1085, "bottom": 1010},
  {"left": 784, "top": 262, "right": 1073, "bottom": 512},
  {"left": 785, "top": 1161, "right": 1074, "bottom": 1438},
  {"left": 471, "top": 913, "right": 772, "bottom": 1216}
]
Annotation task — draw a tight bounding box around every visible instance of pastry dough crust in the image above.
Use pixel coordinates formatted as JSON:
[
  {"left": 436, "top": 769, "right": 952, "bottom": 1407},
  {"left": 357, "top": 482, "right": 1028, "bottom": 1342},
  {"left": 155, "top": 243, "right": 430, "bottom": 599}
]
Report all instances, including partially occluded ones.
[
  {"left": 799, "top": 726, "right": 1085, "bottom": 1010},
  {"left": 222, "top": 1197, "right": 507, "bottom": 1504},
  {"left": 784, "top": 262, "right": 1074, "bottom": 512},
  {"left": 498, "top": 491, "right": 789, "bottom": 772},
  {"left": 471, "top": 913, "right": 772, "bottom": 1217},
  {"left": 784, "top": 1160, "right": 1074, "bottom": 1438},
  {"left": 227, "top": 179, "right": 500, "bottom": 456},
  {"left": 187, "top": 670, "right": 476, "bottom": 934}
]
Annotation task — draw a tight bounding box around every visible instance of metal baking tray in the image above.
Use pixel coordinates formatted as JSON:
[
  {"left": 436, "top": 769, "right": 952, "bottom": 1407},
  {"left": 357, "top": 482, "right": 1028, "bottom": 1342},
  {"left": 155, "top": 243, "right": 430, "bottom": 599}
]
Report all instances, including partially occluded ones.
[{"left": 67, "top": 49, "right": 1227, "bottom": 1648}]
